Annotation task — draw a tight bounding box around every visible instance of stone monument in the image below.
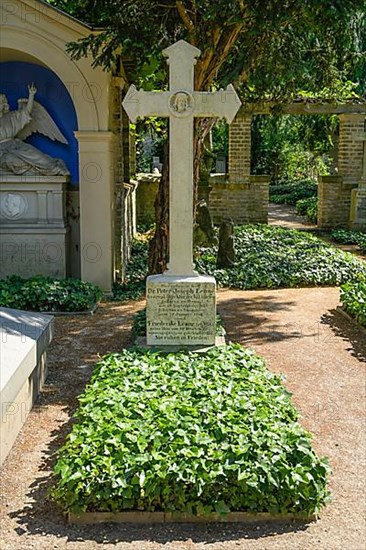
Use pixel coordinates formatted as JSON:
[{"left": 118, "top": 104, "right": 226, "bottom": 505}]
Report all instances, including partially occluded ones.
[
  {"left": 350, "top": 127, "right": 366, "bottom": 229},
  {"left": 123, "top": 40, "right": 241, "bottom": 347},
  {"left": 0, "top": 84, "right": 70, "bottom": 278}
]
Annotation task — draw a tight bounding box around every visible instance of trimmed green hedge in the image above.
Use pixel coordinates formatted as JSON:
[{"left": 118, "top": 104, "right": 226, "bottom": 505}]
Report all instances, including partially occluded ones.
[
  {"left": 52, "top": 344, "right": 330, "bottom": 516},
  {"left": 0, "top": 275, "right": 102, "bottom": 312}
]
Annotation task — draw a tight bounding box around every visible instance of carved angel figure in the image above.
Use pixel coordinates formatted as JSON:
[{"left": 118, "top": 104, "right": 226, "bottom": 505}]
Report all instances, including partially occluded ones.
[{"left": 0, "top": 84, "right": 69, "bottom": 176}]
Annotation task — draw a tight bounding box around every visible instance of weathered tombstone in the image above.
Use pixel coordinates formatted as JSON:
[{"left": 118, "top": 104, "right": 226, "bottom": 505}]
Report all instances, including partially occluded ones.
[
  {"left": 123, "top": 40, "right": 241, "bottom": 347},
  {"left": 215, "top": 153, "right": 227, "bottom": 174},
  {"left": 350, "top": 128, "right": 366, "bottom": 228},
  {"left": 152, "top": 156, "right": 162, "bottom": 174},
  {"left": 194, "top": 199, "right": 217, "bottom": 247},
  {"left": 217, "top": 218, "right": 236, "bottom": 268}
]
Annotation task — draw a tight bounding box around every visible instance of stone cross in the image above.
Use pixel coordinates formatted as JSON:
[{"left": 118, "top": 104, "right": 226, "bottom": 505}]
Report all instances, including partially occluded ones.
[{"left": 122, "top": 40, "right": 241, "bottom": 276}]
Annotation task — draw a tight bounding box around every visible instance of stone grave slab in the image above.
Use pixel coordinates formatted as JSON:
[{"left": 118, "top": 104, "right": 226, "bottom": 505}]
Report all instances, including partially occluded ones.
[{"left": 0, "top": 307, "right": 53, "bottom": 466}]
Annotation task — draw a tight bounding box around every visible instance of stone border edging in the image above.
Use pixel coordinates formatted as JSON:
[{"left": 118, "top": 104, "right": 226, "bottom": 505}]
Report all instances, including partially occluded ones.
[
  {"left": 68, "top": 511, "right": 314, "bottom": 525},
  {"left": 336, "top": 306, "right": 366, "bottom": 335}
]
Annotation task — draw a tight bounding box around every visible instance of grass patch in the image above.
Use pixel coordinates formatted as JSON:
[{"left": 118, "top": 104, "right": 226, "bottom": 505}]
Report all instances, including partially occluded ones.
[
  {"left": 0, "top": 275, "right": 102, "bottom": 312},
  {"left": 340, "top": 278, "right": 366, "bottom": 327},
  {"left": 52, "top": 344, "right": 330, "bottom": 517}
]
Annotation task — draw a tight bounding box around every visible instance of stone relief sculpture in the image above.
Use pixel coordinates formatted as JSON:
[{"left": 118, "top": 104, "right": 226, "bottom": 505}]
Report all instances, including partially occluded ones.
[{"left": 0, "top": 83, "right": 70, "bottom": 176}]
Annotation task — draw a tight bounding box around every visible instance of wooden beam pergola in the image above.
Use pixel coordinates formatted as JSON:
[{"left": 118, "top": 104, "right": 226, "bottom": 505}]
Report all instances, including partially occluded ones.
[{"left": 239, "top": 99, "right": 366, "bottom": 116}]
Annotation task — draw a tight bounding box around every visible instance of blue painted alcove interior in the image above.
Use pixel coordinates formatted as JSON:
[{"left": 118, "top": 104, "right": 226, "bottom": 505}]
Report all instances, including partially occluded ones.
[{"left": 1, "top": 61, "right": 79, "bottom": 184}]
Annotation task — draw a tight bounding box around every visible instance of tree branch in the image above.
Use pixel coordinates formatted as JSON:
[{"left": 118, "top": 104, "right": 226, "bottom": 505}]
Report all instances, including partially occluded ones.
[{"left": 176, "top": 1, "right": 195, "bottom": 38}]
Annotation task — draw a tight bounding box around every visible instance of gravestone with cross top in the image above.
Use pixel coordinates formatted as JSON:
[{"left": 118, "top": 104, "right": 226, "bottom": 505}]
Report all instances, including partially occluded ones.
[{"left": 123, "top": 39, "right": 241, "bottom": 346}]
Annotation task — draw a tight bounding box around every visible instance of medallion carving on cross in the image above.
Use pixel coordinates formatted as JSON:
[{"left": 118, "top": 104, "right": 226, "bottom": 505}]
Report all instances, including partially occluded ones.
[{"left": 123, "top": 39, "right": 241, "bottom": 276}]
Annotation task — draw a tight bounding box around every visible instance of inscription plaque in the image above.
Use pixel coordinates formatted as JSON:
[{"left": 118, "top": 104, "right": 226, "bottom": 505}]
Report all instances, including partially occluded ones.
[{"left": 147, "top": 275, "right": 216, "bottom": 346}]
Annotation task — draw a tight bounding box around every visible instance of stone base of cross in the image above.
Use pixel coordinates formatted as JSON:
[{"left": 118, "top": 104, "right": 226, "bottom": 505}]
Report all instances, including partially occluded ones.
[{"left": 123, "top": 40, "right": 241, "bottom": 346}]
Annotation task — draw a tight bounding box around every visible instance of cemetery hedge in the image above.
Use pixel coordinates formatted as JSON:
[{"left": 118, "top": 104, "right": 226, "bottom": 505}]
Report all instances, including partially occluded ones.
[
  {"left": 0, "top": 275, "right": 102, "bottom": 312},
  {"left": 52, "top": 344, "right": 330, "bottom": 516},
  {"left": 114, "top": 226, "right": 366, "bottom": 301}
]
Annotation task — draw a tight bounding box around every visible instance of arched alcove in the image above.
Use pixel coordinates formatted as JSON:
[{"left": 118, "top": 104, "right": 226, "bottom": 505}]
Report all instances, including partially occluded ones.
[{"left": 1, "top": 59, "right": 79, "bottom": 183}]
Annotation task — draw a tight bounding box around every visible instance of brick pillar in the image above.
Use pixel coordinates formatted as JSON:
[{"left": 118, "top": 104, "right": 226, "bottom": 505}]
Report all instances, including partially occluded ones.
[
  {"left": 229, "top": 115, "right": 252, "bottom": 183},
  {"left": 338, "top": 114, "right": 365, "bottom": 181}
]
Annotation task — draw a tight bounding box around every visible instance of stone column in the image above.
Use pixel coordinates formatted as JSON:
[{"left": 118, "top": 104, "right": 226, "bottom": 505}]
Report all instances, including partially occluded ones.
[
  {"left": 75, "top": 131, "right": 116, "bottom": 292},
  {"left": 228, "top": 114, "right": 252, "bottom": 183}
]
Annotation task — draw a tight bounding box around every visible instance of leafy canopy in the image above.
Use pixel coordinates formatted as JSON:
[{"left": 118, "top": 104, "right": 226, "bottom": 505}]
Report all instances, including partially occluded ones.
[{"left": 47, "top": 0, "right": 365, "bottom": 100}]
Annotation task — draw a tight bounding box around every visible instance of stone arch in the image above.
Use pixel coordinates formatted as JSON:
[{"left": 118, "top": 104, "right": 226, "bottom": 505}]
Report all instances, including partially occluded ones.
[{"left": 1, "top": 26, "right": 99, "bottom": 131}]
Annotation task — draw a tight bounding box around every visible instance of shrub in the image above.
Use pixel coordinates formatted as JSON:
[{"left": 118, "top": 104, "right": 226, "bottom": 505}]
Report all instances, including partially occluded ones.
[
  {"left": 340, "top": 278, "right": 366, "bottom": 327},
  {"left": 0, "top": 275, "right": 102, "bottom": 312},
  {"left": 331, "top": 229, "right": 366, "bottom": 253},
  {"left": 196, "top": 225, "right": 366, "bottom": 290},
  {"left": 114, "top": 226, "right": 366, "bottom": 299},
  {"left": 112, "top": 233, "right": 149, "bottom": 301},
  {"left": 269, "top": 179, "right": 318, "bottom": 206},
  {"left": 52, "top": 344, "right": 331, "bottom": 517},
  {"left": 295, "top": 197, "right": 318, "bottom": 223}
]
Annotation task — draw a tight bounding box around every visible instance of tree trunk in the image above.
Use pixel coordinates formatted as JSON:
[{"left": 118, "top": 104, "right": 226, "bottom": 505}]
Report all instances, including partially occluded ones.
[
  {"left": 148, "top": 140, "right": 169, "bottom": 274},
  {"left": 148, "top": 120, "right": 213, "bottom": 274}
]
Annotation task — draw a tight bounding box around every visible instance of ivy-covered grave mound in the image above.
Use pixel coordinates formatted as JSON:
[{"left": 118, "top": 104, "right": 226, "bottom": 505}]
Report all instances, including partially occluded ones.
[
  {"left": 52, "top": 344, "right": 330, "bottom": 517},
  {"left": 0, "top": 275, "right": 102, "bottom": 312},
  {"left": 113, "top": 225, "right": 366, "bottom": 301}
]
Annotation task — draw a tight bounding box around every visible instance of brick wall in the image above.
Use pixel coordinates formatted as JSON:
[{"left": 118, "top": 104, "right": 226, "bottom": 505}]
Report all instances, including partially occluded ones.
[
  {"left": 229, "top": 115, "right": 252, "bottom": 183},
  {"left": 135, "top": 173, "right": 269, "bottom": 227},
  {"left": 318, "top": 176, "right": 357, "bottom": 228},
  {"left": 209, "top": 175, "right": 269, "bottom": 225},
  {"left": 338, "top": 114, "right": 364, "bottom": 180}
]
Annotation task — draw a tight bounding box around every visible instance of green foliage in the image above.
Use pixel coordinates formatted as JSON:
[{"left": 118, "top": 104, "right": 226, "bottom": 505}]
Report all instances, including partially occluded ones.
[
  {"left": 340, "top": 278, "right": 366, "bottom": 327},
  {"left": 212, "top": 120, "right": 229, "bottom": 161},
  {"left": 269, "top": 179, "right": 318, "bottom": 206},
  {"left": 114, "top": 226, "right": 365, "bottom": 297},
  {"left": 331, "top": 229, "right": 366, "bottom": 253},
  {"left": 112, "top": 232, "right": 150, "bottom": 302},
  {"left": 196, "top": 226, "right": 366, "bottom": 290},
  {"left": 252, "top": 115, "right": 336, "bottom": 182},
  {"left": 0, "top": 275, "right": 102, "bottom": 312},
  {"left": 295, "top": 197, "right": 318, "bottom": 223},
  {"left": 52, "top": 344, "right": 331, "bottom": 516},
  {"left": 47, "top": 1, "right": 365, "bottom": 101}
]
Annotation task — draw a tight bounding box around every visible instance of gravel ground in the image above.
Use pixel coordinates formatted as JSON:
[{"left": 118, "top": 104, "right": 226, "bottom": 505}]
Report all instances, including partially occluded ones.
[{"left": 0, "top": 287, "right": 365, "bottom": 550}]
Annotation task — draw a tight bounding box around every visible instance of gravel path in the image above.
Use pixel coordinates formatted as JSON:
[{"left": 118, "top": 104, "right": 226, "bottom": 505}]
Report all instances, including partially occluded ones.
[{"left": 0, "top": 287, "right": 365, "bottom": 550}]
